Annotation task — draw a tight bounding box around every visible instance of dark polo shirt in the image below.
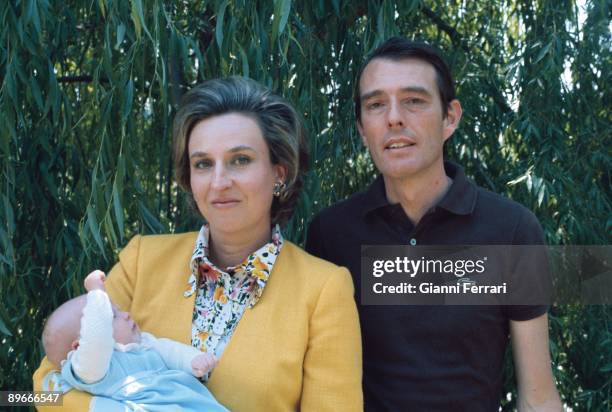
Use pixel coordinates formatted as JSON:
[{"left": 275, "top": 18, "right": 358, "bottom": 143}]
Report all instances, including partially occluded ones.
[{"left": 306, "top": 161, "right": 547, "bottom": 412}]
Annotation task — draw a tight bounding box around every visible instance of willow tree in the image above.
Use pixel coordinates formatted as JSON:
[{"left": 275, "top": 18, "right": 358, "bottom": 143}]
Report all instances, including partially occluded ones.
[{"left": 1, "top": 0, "right": 610, "bottom": 409}]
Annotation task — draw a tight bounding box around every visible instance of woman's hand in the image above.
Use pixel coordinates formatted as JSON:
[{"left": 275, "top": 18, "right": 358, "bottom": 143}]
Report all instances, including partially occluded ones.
[
  {"left": 191, "top": 352, "right": 219, "bottom": 377},
  {"left": 84, "top": 270, "right": 107, "bottom": 292}
]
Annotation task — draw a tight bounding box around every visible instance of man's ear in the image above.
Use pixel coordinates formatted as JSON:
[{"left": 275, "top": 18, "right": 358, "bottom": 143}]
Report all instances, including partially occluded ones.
[
  {"left": 442, "top": 99, "right": 462, "bottom": 142},
  {"left": 357, "top": 120, "right": 368, "bottom": 148}
]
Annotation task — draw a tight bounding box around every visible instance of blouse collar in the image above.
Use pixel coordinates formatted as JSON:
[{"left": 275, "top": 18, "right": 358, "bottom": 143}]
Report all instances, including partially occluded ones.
[{"left": 184, "top": 224, "right": 284, "bottom": 307}]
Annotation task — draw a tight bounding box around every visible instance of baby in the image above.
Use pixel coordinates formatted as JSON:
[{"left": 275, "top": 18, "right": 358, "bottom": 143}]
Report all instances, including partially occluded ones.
[{"left": 42, "top": 270, "right": 228, "bottom": 411}]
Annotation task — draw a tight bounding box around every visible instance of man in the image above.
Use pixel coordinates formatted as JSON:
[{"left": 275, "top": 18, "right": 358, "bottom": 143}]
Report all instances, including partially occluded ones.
[{"left": 306, "top": 37, "right": 561, "bottom": 411}]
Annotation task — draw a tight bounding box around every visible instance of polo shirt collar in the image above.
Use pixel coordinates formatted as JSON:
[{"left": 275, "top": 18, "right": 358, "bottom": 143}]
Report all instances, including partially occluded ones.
[
  {"left": 361, "top": 160, "right": 477, "bottom": 217},
  {"left": 360, "top": 174, "right": 389, "bottom": 216},
  {"left": 437, "top": 161, "right": 477, "bottom": 215}
]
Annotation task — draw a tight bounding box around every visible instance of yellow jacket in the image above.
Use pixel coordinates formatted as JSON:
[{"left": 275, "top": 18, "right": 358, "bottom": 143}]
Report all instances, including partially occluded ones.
[{"left": 34, "top": 232, "right": 363, "bottom": 411}]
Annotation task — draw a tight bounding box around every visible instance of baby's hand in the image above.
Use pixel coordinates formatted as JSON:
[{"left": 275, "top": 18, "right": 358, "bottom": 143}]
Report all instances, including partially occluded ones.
[
  {"left": 84, "top": 270, "right": 106, "bottom": 291},
  {"left": 191, "top": 353, "right": 218, "bottom": 377}
]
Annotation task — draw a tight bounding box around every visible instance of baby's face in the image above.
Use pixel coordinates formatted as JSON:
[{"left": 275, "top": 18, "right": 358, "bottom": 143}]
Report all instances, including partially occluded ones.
[{"left": 111, "top": 304, "right": 141, "bottom": 345}]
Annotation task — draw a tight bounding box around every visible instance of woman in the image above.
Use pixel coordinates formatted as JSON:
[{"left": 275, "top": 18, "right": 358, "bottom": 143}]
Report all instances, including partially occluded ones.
[{"left": 34, "top": 77, "right": 362, "bottom": 411}]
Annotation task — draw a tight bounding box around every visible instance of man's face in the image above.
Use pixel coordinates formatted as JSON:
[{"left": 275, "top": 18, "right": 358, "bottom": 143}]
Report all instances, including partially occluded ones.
[{"left": 357, "top": 58, "right": 461, "bottom": 180}]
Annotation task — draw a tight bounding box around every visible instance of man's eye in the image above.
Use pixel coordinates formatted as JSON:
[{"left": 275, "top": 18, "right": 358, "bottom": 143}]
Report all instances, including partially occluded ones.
[
  {"left": 405, "top": 98, "right": 425, "bottom": 106},
  {"left": 231, "top": 155, "right": 251, "bottom": 166},
  {"left": 366, "top": 102, "right": 383, "bottom": 110}
]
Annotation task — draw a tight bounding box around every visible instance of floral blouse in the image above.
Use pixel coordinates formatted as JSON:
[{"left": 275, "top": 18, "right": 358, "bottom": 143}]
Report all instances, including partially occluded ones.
[{"left": 184, "top": 224, "right": 283, "bottom": 379}]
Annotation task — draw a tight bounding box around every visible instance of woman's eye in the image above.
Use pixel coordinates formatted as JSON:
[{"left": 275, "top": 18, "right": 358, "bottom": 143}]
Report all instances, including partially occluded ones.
[
  {"left": 231, "top": 155, "right": 251, "bottom": 166},
  {"left": 194, "top": 159, "right": 212, "bottom": 169}
]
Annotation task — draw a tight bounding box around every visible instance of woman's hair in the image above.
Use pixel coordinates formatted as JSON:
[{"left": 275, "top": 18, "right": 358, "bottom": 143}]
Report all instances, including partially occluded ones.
[{"left": 173, "top": 77, "right": 308, "bottom": 225}]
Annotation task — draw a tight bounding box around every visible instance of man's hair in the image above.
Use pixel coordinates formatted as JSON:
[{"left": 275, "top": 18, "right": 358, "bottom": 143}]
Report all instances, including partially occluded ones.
[
  {"left": 354, "top": 37, "right": 456, "bottom": 122},
  {"left": 173, "top": 76, "right": 309, "bottom": 225}
]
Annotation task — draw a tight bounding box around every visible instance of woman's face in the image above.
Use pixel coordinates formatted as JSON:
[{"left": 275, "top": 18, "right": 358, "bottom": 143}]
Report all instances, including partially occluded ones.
[{"left": 188, "top": 112, "right": 284, "bottom": 237}]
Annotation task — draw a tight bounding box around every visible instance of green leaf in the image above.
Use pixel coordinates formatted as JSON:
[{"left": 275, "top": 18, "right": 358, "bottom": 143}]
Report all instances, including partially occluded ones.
[
  {"left": 0, "top": 226, "right": 12, "bottom": 268},
  {"left": 29, "top": 0, "right": 41, "bottom": 37},
  {"left": 537, "top": 183, "right": 546, "bottom": 207},
  {"left": 29, "top": 77, "right": 44, "bottom": 111},
  {"left": 376, "top": 2, "right": 386, "bottom": 40},
  {"left": 600, "top": 363, "right": 612, "bottom": 373},
  {"left": 534, "top": 42, "right": 551, "bottom": 64},
  {"left": 86, "top": 206, "right": 106, "bottom": 254},
  {"left": 271, "top": 0, "right": 291, "bottom": 43},
  {"left": 98, "top": 0, "right": 106, "bottom": 18},
  {"left": 131, "top": 0, "right": 144, "bottom": 39},
  {"left": 331, "top": 0, "right": 340, "bottom": 16},
  {"left": 122, "top": 79, "right": 134, "bottom": 122},
  {"left": 215, "top": 0, "right": 229, "bottom": 50},
  {"left": 139, "top": 202, "right": 164, "bottom": 234},
  {"left": 238, "top": 44, "right": 249, "bottom": 77},
  {"left": 5, "top": 70, "right": 17, "bottom": 106},
  {"left": 115, "top": 23, "right": 126, "bottom": 49},
  {"left": 112, "top": 184, "right": 125, "bottom": 236},
  {"left": 104, "top": 215, "right": 118, "bottom": 250},
  {"left": 2, "top": 194, "right": 15, "bottom": 234},
  {"left": 0, "top": 318, "right": 12, "bottom": 336},
  {"left": 46, "top": 61, "right": 60, "bottom": 123}
]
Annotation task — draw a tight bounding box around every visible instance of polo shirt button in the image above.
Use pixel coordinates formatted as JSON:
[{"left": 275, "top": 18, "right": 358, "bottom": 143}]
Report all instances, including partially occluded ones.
[{"left": 410, "top": 238, "right": 417, "bottom": 246}]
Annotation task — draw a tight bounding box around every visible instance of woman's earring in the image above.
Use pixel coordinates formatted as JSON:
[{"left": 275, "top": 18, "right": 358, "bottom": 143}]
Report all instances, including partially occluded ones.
[{"left": 273, "top": 181, "right": 286, "bottom": 197}]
